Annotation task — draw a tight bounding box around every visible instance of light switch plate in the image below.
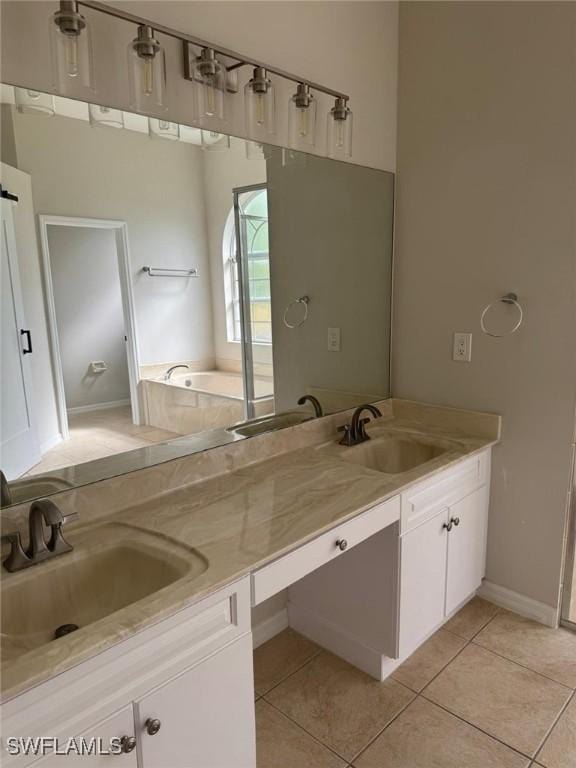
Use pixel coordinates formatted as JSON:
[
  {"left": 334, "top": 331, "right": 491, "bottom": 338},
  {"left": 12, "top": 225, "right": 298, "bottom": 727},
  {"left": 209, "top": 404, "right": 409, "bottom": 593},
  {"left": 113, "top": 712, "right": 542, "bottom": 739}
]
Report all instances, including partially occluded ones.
[
  {"left": 453, "top": 332, "right": 472, "bottom": 362},
  {"left": 328, "top": 327, "right": 341, "bottom": 352}
]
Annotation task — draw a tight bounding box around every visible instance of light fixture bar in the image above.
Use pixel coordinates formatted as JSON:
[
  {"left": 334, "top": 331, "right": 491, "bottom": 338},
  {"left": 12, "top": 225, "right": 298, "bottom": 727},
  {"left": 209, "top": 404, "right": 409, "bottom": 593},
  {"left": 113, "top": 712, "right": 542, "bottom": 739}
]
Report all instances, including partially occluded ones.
[{"left": 77, "top": 0, "right": 349, "bottom": 100}]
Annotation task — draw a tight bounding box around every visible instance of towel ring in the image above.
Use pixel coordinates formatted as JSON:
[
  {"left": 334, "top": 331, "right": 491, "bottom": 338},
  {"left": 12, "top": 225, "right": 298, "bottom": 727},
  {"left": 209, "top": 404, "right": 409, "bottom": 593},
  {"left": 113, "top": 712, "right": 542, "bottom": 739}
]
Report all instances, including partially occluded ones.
[
  {"left": 283, "top": 295, "right": 310, "bottom": 328},
  {"left": 480, "top": 293, "right": 524, "bottom": 338}
]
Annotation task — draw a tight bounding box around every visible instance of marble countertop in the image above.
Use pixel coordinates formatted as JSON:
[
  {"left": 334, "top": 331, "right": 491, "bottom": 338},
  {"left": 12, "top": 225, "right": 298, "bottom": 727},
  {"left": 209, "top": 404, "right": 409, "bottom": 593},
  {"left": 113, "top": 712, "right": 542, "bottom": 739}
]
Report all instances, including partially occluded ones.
[{"left": 1, "top": 404, "right": 499, "bottom": 701}]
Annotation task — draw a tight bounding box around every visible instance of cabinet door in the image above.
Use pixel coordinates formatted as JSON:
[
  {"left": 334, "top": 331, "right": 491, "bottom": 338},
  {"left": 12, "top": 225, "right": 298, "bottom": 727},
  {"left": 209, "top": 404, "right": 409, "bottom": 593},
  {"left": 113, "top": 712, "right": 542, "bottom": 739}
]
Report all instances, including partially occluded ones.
[
  {"left": 398, "top": 509, "right": 449, "bottom": 658},
  {"left": 34, "top": 706, "right": 137, "bottom": 767},
  {"left": 136, "top": 633, "right": 256, "bottom": 768},
  {"left": 445, "top": 486, "right": 489, "bottom": 616}
]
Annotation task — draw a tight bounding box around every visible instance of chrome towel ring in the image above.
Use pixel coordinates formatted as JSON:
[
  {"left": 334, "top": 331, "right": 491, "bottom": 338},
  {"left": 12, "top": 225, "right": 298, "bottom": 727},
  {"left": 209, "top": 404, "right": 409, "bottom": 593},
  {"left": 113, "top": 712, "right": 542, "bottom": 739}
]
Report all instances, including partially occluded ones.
[
  {"left": 480, "top": 292, "right": 524, "bottom": 338},
  {"left": 283, "top": 295, "right": 310, "bottom": 328}
]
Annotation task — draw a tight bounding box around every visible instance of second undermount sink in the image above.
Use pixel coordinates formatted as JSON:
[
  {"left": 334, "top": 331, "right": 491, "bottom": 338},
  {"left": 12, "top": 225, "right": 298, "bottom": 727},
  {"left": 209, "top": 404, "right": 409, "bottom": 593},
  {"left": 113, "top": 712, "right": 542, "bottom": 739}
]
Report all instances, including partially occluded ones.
[
  {"left": 1, "top": 523, "right": 207, "bottom": 663},
  {"left": 321, "top": 434, "right": 456, "bottom": 475}
]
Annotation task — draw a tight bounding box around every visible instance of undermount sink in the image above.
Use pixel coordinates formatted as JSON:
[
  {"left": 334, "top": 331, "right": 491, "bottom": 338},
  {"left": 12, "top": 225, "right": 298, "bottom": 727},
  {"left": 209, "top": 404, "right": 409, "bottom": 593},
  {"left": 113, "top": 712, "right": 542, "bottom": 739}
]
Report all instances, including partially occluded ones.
[
  {"left": 320, "top": 434, "right": 455, "bottom": 475},
  {"left": 1, "top": 523, "right": 207, "bottom": 662}
]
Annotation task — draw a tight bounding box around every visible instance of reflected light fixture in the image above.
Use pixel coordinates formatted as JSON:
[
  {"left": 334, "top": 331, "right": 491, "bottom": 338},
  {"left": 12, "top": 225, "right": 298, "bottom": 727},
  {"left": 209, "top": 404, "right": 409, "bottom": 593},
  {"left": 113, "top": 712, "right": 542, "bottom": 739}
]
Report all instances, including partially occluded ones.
[
  {"left": 244, "top": 67, "right": 276, "bottom": 138},
  {"left": 288, "top": 84, "right": 316, "bottom": 150},
  {"left": 128, "top": 25, "right": 166, "bottom": 112},
  {"left": 327, "top": 97, "right": 353, "bottom": 158},
  {"left": 194, "top": 48, "right": 227, "bottom": 122},
  {"left": 15, "top": 88, "right": 55, "bottom": 116},
  {"left": 148, "top": 118, "right": 179, "bottom": 140},
  {"left": 89, "top": 104, "right": 124, "bottom": 129},
  {"left": 50, "top": 1, "right": 94, "bottom": 91},
  {"left": 201, "top": 130, "right": 230, "bottom": 151}
]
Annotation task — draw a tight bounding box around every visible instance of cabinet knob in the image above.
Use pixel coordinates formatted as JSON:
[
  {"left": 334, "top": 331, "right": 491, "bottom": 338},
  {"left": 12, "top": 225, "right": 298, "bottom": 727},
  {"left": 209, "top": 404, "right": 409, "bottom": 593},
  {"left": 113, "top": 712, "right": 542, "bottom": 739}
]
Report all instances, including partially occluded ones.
[
  {"left": 145, "top": 718, "right": 162, "bottom": 736},
  {"left": 451, "top": 517, "right": 460, "bottom": 527},
  {"left": 336, "top": 539, "right": 348, "bottom": 552},
  {"left": 120, "top": 736, "right": 136, "bottom": 753},
  {"left": 443, "top": 521, "right": 453, "bottom": 532}
]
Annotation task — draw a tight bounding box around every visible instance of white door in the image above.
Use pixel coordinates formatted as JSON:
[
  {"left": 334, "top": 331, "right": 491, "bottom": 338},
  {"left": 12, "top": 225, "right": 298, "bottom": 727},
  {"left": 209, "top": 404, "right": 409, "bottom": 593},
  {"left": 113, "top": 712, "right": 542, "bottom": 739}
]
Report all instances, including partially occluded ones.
[
  {"left": 445, "top": 486, "right": 490, "bottom": 615},
  {"left": 0, "top": 197, "right": 40, "bottom": 478},
  {"left": 399, "top": 509, "right": 450, "bottom": 657},
  {"left": 136, "top": 634, "right": 256, "bottom": 768}
]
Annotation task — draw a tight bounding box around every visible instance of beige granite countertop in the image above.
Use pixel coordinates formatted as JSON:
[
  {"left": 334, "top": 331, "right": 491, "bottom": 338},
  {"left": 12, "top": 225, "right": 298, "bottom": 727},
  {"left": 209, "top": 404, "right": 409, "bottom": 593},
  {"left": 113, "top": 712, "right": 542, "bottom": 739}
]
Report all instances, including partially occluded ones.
[{"left": 0, "top": 400, "right": 500, "bottom": 702}]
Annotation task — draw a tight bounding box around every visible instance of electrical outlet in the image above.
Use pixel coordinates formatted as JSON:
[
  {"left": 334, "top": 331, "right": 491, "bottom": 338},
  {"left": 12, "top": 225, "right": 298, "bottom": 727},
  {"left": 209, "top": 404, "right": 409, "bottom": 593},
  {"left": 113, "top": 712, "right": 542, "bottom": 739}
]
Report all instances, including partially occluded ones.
[
  {"left": 453, "top": 332, "right": 472, "bottom": 362},
  {"left": 328, "top": 327, "right": 341, "bottom": 352}
]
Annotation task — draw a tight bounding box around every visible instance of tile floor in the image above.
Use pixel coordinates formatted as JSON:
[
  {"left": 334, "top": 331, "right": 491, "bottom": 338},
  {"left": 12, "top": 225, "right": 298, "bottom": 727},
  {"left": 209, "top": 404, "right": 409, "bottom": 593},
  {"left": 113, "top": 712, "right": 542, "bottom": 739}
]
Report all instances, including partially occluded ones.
[
  {"left": 254, "top": 598, "right": 576, "bottom": 768},
  {"left": 27, "top": 406, "right": 179, "bottom": 476}
]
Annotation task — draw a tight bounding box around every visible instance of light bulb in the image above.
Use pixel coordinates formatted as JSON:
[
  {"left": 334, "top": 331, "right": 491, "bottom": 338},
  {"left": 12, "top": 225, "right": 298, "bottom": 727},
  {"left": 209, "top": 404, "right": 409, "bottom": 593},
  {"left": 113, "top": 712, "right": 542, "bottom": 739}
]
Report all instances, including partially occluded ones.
[
  {"left": 194, "top": 49, "right": 227, "bottom": 122},
  {"left": 64, "top": 33, "right": 79, "bottom": 76},
  {"left": 255, "top": 93, "right": 266, "bottom": 126},
  {"left": 143, "top": 57, "right": 154, "bottom": 96},
  {"left": 288, "top": 84, "right": 317, "bottom": 149},
  {"left": 327, "top": 97, "right": 353, "bottom": 158},
  {"left": 50, "top": 1, "right": 94, "bottom": 92},
  {"left": 244, "top": 67, "right": 276, "bottom": 138},
  {"left": 128, "top": 25, "right": 166, "bottom": 112}
]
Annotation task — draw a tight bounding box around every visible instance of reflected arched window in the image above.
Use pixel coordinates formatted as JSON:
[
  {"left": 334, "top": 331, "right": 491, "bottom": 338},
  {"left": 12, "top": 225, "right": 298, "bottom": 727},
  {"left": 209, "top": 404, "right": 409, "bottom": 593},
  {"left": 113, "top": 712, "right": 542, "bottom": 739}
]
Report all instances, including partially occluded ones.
[{"left": 223, "top": 187, "right": 271, "bottom": 344}]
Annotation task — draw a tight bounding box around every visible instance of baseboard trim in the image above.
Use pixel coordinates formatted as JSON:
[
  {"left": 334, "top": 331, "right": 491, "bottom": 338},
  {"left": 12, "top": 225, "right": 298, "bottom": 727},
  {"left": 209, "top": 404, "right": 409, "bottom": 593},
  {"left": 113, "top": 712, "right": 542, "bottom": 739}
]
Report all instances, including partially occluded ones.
[
  {"left": 67, "top": 399, "right": 131, "bottom": 416},
  {"left": 40, "top": 433, "right": 63, "bottom": 454},
  {"left": 477, "top": 580, "right": 559, "bottom": 628},
  {"left": 288, "top": 601, "right": 394, "bottom": 680},
  {"left": 252, "top": 608, "right": 288, "bottom": 649}
]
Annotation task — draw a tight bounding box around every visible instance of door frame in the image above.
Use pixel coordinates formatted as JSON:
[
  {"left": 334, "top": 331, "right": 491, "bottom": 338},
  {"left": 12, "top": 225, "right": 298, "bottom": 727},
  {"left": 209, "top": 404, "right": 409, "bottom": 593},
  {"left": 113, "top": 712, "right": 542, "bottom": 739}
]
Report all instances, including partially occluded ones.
[{"left": 38, "top": 215, "right": 141, "bottom": 438}]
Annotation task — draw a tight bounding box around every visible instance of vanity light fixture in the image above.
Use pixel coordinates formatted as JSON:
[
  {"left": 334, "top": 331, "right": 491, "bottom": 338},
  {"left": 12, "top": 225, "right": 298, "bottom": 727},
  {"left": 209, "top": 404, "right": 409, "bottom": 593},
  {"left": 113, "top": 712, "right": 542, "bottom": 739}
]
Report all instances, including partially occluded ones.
[
  {"left": 14, "top": 88, "right": 55, "bottom": 116},
  {"left": 50, "top": 1, "right": 94, "bottom": 91},
  {"left": 194, "top": 48, "right": 227, "bottom": 122},
  {"left": 128, "top": 25, "right": 167, "bottom": 113},
  {"left": 244, "top": 67, "right": 276, "bottom": 138},
  {"left": 88, "top": 104, "right": 124, "bottom": 129},
  {"left": 148, "top": 118, "right": 179, "bottom": 141},
  {"left": 201, "top": 130, "right": 231, "bottom": 152},
  {"left": 327, "top": 97, "right": 353, "bottom": 159},
  {"left": 288, "top": 83, "right": 317, "bottom": 150}
]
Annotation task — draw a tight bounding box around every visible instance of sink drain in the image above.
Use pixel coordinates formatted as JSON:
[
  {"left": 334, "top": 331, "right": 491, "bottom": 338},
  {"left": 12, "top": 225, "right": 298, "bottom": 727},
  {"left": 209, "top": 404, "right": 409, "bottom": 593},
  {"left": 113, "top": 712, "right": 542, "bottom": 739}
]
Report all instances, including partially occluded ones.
[{"left": 54, "top": 623, "right": 79, "bottom": 639}]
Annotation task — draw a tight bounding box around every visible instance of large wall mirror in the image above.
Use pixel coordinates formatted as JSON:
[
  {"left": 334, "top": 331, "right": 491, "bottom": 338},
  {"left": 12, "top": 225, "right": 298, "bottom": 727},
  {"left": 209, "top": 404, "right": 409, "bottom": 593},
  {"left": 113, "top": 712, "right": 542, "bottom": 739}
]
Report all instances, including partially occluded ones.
[{"left": 0, "top": 85, "right": 394, "bottom": 507}]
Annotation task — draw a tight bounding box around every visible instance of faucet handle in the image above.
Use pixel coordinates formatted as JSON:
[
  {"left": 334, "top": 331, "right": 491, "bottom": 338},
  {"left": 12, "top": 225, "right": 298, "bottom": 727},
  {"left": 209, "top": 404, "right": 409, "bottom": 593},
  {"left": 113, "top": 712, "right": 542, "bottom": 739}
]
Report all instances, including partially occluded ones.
[
  {"left": 48, "top": 511, "right": 78, "bottom": 555},
  {"left": 337, "top": 424, "right": 355, "bottom": 446},
  {"left": 1, "top": 531, "right": 31, "bottom": 572}
]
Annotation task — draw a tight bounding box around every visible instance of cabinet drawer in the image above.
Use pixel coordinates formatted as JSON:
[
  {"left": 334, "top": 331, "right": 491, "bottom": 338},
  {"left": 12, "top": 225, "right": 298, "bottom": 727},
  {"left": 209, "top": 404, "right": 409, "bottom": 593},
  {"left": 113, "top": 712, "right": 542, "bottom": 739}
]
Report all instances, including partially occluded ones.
[
  {"left": 251, "top": 496, "right": 400, "bottom": 605},
  {"left": 400, "top": 450, "right": 490, "bottom": 535}
]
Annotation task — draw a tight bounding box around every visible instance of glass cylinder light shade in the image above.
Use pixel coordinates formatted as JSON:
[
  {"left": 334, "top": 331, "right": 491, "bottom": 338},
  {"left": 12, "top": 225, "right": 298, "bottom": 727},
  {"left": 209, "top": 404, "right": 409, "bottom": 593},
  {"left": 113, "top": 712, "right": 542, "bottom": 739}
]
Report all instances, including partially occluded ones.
[
  {"left": 244, "top": 67, "right": 276, "bottom": 140},
  {"left": 15, "top": 88, "right": 55, "bottom": 116},
  {"left": 327, "top": 98, "right": 353, "bottom": 159},
  {"left": 89, "top": 104, "right": 124, "bottom": 129},
  {"left": 194, "top": 49, "right": 227, "bottom": 122},
  {"left": 50, "top": 1, "right": 94, "bottom": 92},
  {"left": 128, "top": 25, "right": 167, "bottom": 113},
  {"left": 148, "top": 118, "right": 179, "bottom": 141},
  {"left": 201, "top": 130, "right": 230, "bottom": 152},
  {"left": 288, "top": 84, "right": 317, "bottom": 150}
]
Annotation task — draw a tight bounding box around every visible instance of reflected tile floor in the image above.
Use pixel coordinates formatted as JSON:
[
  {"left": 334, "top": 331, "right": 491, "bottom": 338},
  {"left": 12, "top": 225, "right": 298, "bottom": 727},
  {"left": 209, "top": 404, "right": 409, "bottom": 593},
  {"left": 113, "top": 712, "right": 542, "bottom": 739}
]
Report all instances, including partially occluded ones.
[
  {"left": 26, "top": 406, "right": 179, "bottom": 476},
  {"left": 254, "top": 598, "right": 576, "bottom": 768}
]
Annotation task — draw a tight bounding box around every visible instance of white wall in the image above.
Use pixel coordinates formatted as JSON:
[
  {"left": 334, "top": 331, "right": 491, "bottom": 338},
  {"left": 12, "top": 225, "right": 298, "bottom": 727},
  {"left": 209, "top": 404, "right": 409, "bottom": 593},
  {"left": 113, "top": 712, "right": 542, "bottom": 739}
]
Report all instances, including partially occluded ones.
[
  {"left": 10, "top": 108, "right": 214, "bottom": 367},
  {"left": 47, "top": 225, "right": 131, "bottom": 410},
  {"left": 202, "top": 137, "right": 270, "bottom": 370},
  {"left": 0, "top": 1, "right": 398, "bottom": 172},
  {"left": 394, "top": 1, "right": 576, "bottom": 611}
]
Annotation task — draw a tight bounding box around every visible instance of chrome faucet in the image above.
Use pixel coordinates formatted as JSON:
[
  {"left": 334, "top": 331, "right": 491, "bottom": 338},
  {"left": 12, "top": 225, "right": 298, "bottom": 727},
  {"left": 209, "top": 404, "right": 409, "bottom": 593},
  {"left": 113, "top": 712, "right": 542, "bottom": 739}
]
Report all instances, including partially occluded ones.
[
  {"left": 164, "top": 364, "right": 190, "bottom": 381},
  {"left": 1, "top": 499, "right": 77, "bottom": 572},
  {"left": 338, "top": 404, "right": 382, "bottom": 447},
  {"left": 297, "top": 394, "right": 323, "bottom": 418}
]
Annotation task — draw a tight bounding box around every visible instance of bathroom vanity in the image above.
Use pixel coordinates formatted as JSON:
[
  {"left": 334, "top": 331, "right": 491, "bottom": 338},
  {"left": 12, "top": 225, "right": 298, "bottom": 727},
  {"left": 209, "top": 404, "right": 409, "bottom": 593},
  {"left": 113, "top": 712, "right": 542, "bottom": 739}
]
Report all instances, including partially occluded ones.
[{"left": 1, "top": 400, "right": 499, "bottom": 767}]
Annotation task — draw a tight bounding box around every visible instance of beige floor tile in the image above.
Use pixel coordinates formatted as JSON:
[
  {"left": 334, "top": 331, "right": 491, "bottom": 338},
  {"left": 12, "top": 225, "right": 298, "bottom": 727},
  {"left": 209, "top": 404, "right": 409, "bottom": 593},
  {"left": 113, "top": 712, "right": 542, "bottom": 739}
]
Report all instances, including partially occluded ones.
[
  {"left": 254, "top": 628, "right": 321, "bottom": 695},
  {"left": 266, "top": 651, "right": 414, "bottom": 762},
  {"left": 474, "top": 611, "right": 576, "bottom": 688},
  {"left": 424, "top": 644, "right": 572, "bottom": 757},
  {"left": 354, "top": 697, "right": 530, "bottom": 768},
  {"left": 443, "top": 597, "right": 499, "bottom": 640},
  {"left": 256, "top": 700, "right": 346, "bottom": 768},
  {"left": 391, "top": 629, "right": 467, "bottom": 692},
  {"left": 537, "top": 695, "right": 576, "bottom": 768}
]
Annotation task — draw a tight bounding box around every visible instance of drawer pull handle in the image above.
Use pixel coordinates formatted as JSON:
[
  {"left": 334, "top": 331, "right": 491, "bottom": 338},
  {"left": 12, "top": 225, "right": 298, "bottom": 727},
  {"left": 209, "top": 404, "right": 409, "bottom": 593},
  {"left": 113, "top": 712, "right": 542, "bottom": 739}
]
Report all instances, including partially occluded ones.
[
  {"left": 145, "top": 718, "right": 162, "bottom": 736},
  {"left": 120, "top": 736, "right": 136, "bottom": 753},
  {"left": 451, "top": 517, "right": 461, "bottom": 527},
  {"left": 336, "top": 539, "right": 348, "bottom": 552},
  {"left": 443, "top": 521, "right": 453, "bottom": 532}
]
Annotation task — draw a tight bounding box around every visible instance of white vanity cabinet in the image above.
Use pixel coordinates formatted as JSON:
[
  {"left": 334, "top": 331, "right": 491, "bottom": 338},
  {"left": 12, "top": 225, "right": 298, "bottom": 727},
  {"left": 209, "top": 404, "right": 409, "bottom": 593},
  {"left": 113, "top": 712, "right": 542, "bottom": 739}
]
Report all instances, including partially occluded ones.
[{"left": 2, "top": 578, "right": 256, "bottom": 768}]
